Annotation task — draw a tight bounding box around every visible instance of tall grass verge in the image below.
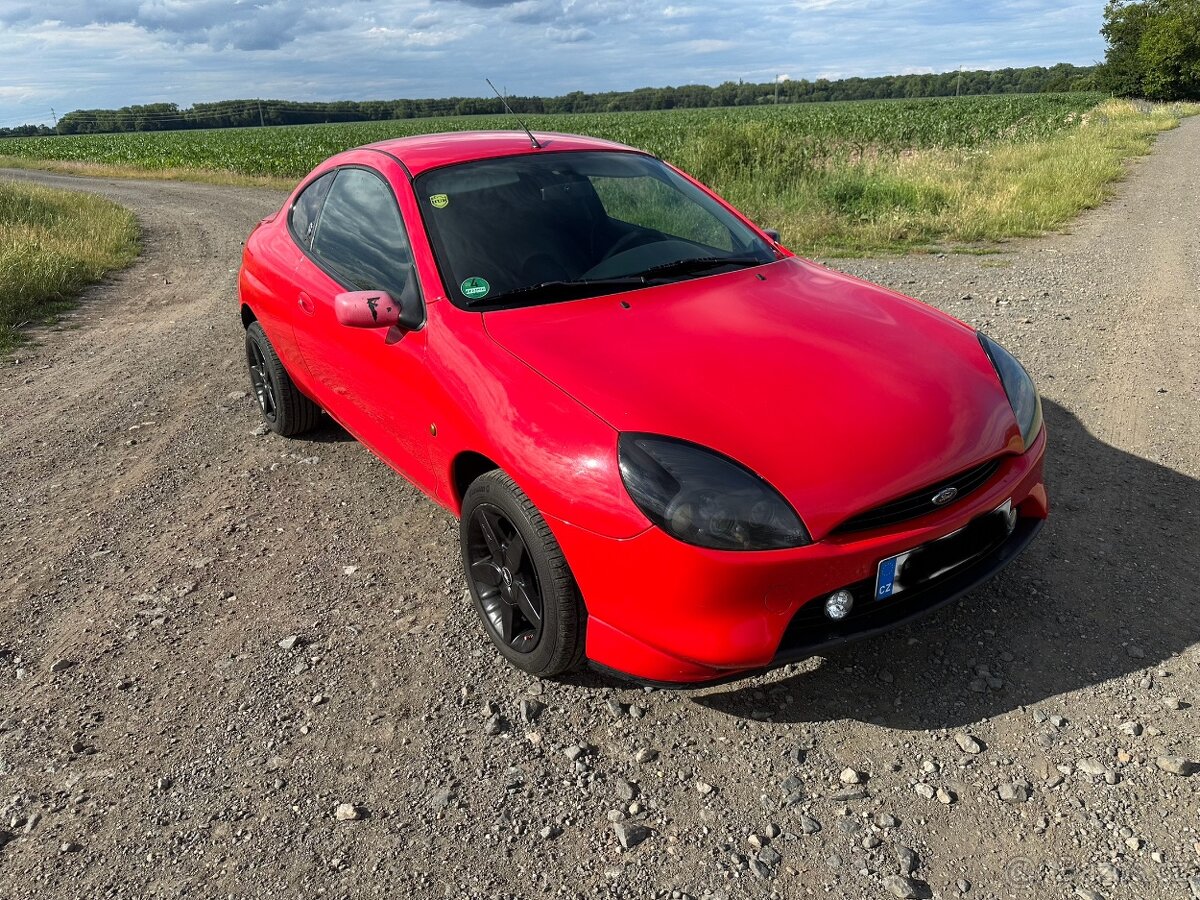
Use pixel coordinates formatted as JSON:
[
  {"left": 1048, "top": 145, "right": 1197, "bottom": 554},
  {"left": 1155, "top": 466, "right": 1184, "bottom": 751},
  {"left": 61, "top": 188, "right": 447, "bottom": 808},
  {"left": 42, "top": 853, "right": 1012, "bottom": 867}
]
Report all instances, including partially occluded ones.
[
  {"left": 725, "top": 100, "right": 1199, "bottom": 256},
  {"left": 0, "top": 180, "right": 139, "bottom": 350}
]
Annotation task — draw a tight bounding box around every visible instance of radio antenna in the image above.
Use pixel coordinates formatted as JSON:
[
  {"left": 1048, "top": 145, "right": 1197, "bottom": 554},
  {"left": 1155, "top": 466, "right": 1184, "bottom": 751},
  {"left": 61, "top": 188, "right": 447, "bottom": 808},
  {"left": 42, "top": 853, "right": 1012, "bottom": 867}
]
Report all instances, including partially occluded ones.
[{"left": 485, "top": 77, "right": 541, "bottom": 149}]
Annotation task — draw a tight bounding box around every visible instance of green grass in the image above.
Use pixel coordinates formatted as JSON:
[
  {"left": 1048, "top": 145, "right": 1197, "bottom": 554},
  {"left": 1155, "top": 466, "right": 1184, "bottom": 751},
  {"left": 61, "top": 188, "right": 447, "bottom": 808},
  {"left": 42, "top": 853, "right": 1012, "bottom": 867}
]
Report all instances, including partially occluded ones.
[
  {"left": 1, "top": 94, "right": 1196, "bottom": 256},
  {"left": 0, "top": 180, "right": 139, "bottom": 349},
  {"left": 763, "top": 99, "right": 1200, "bottom": 255}
]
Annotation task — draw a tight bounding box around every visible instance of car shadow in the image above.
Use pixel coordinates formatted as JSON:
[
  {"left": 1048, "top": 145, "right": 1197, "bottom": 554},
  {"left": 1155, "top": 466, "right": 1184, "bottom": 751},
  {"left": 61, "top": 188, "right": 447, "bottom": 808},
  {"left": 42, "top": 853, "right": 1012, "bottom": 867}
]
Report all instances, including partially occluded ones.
[
  {"left": 691, "top": 399, "right": 1199, "bottom": 728},
  {"left": 301, "top": 415, "right": 356, "bottom": 444}
]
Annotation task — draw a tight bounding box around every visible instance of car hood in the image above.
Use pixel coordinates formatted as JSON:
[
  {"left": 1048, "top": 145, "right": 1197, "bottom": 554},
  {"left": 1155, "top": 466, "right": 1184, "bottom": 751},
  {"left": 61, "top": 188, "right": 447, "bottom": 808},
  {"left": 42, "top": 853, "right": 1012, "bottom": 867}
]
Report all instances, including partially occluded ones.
[{"left": 483, "top": 258, "right": 1022, "bottom": 539}]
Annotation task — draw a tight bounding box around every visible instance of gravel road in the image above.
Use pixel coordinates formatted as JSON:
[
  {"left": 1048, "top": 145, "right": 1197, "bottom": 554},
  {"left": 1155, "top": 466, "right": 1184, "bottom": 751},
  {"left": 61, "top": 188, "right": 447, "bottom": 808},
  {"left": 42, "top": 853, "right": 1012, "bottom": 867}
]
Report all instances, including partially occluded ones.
[{"left": 1, "top": 118, "right": 1198, "bottom": 900}]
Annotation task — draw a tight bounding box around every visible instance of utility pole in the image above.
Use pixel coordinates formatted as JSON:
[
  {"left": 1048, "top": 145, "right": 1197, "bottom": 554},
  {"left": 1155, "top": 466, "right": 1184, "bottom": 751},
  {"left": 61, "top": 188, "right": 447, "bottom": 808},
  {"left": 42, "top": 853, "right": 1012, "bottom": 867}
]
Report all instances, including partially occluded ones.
[
  {"left": 50, "top": 107, "right": 57, "bottom": 127},
  {"left": 257, "top": 99, "right": 264, "bottom": 127}
]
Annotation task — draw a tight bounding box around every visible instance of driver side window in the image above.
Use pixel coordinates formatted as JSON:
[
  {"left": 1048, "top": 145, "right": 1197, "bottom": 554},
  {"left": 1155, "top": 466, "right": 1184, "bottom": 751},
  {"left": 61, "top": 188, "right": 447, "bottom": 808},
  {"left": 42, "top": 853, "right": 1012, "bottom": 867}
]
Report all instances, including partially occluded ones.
[
  {"left": 311, "top": 167, "right": 415, "bottom": 301},
  {"left": 591, "top": 175, "right": 734, "bottom": 252}
]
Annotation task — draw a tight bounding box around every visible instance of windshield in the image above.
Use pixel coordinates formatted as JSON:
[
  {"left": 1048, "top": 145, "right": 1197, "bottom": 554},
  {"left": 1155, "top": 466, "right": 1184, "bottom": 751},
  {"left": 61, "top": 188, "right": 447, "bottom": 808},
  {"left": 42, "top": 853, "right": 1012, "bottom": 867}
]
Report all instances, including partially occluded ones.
[{"left": 414, "top": 151, "right": 777, "bottom": 309}]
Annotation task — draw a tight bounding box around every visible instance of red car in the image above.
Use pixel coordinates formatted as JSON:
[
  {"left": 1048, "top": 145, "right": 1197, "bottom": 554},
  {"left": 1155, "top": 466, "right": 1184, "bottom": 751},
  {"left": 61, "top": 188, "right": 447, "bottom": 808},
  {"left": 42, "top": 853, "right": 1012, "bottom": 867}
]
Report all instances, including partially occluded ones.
[{"left": 238, "top": 130, "right": 1047, "bottom": 685}]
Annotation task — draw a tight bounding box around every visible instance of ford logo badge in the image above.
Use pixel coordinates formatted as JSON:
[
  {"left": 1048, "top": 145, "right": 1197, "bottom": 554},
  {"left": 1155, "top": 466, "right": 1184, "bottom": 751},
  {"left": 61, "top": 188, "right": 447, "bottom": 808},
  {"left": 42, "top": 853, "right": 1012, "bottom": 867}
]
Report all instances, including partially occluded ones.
[{"left": 931, "top": 487, "right": 959, "bottom": 506}]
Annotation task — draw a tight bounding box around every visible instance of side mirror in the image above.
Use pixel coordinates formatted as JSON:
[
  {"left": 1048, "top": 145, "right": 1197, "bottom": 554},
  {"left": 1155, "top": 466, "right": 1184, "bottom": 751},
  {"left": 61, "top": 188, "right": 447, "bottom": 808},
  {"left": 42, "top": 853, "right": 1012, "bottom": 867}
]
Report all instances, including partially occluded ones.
[
  {"left": 763, "top": 228, "right": 782, "bottom": 244},
  {"left": 335, "top": 291, "right": 400, "bottom": 328},
  {"left": 334, "top": 282, "right": 424, "bottom": 331}
]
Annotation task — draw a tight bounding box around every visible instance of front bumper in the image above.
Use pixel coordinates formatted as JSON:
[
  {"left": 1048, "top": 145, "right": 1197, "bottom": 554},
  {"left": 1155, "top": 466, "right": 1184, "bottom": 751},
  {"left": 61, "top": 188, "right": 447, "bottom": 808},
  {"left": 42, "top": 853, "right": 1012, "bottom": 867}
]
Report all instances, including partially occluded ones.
[{"left": 549, "top": 429, "right": 1048, "bottom": 684}]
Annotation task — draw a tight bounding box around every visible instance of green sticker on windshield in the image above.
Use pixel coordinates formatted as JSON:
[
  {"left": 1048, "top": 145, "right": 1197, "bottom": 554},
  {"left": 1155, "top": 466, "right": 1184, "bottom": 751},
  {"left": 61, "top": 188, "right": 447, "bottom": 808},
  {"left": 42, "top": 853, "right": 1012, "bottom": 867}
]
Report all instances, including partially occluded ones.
[
  {"left": 461, "top": 276, "right": 490, "bottom": 300},
  {"left": 430, "top": 193, "right": 449, "bottom": 209}
]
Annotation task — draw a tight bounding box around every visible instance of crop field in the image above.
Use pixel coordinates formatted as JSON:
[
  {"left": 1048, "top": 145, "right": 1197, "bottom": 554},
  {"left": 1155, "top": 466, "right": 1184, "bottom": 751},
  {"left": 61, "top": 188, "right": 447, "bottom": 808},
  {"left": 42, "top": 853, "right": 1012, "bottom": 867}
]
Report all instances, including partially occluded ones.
[
  {"left": 0, "top": 94, "right": 1100, "bottom": 180},
  {"left": 2, "top": 93, "right": 1192, "bottom": 254}
]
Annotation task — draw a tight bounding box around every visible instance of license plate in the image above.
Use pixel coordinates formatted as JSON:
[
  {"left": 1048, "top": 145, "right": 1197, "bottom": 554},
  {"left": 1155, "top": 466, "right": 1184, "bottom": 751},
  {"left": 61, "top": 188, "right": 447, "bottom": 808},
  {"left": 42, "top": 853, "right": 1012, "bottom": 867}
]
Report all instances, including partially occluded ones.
[{"left": 875, "top": 500, "right": 1015, "bottom": 601}]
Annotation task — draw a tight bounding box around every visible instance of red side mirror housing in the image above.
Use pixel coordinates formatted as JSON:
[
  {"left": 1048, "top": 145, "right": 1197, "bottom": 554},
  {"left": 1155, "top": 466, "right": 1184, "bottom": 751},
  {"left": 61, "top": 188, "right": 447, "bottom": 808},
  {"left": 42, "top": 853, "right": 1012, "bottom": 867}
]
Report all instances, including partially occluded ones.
[{"left": 335, "top": 291, "right": 400, "bottom": 328}]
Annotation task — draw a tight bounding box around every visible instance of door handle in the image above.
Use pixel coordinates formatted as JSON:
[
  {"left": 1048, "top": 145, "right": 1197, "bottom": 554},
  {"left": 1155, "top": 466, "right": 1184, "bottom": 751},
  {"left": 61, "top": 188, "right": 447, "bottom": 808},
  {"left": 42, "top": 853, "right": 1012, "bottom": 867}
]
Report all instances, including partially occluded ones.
[{"left": 297, "top": 293, "right": 315, "bottom": 316}]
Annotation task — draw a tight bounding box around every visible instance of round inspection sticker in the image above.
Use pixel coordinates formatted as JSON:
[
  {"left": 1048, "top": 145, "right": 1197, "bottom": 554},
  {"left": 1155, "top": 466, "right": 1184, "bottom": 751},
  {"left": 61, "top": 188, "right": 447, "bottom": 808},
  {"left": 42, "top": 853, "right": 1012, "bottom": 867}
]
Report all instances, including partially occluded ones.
[
  {"left": 460, "top": 277, "right": 490, "bottom": 300},
  {"left": 429, "top": 193, "right": 449, "bottom": 209}
]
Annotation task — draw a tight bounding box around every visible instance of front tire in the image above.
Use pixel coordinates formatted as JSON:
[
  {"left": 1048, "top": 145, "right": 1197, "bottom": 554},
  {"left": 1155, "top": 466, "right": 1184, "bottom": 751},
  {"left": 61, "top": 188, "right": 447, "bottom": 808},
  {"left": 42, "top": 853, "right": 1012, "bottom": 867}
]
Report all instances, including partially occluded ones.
[
  {"left": 461, "top": 470, "right": 586, "bottom": 677},
  {"left": 244, "top": 321, "right": 320, "bottom": 437}
]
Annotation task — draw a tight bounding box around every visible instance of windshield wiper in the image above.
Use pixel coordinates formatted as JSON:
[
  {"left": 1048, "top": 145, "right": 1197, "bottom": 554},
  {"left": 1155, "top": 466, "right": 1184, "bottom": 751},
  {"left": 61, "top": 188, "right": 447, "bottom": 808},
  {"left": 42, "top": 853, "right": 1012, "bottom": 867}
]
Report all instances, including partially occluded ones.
[
  {"left": 636, "top": 255, "right": 767, "bottom": 279},
  {"left": 472, "top": 277, "right": 648, "bottom": 306}
]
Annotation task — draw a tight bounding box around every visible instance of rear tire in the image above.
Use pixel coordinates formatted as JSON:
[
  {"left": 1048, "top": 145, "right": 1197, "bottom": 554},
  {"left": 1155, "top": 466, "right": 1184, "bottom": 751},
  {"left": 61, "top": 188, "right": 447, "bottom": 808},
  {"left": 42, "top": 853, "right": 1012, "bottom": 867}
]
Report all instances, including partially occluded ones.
[
  {"left": 244, "top": 321, "right": 320, "bottom": 436},
  {"left": 461, "top": 470, "right": 586, "bottom": 677}
]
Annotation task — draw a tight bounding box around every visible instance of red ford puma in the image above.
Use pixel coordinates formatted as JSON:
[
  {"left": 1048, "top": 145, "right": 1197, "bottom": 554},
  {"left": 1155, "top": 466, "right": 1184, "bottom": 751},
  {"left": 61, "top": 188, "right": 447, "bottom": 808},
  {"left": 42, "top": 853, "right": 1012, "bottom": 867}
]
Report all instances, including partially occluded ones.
[{"left": 238, "top": 130, "right": 1047, "bottom": 685}]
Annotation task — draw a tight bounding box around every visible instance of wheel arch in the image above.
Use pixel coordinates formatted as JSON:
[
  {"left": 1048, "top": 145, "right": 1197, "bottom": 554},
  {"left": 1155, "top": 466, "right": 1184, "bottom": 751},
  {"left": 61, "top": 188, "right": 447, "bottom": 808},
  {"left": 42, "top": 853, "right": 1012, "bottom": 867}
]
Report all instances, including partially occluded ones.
[
  {"left": 240, "top": 303, "right": 258, "bottom": 329},
  {"left": 449, "top": 450, "right": 501, "bottom": 515}
]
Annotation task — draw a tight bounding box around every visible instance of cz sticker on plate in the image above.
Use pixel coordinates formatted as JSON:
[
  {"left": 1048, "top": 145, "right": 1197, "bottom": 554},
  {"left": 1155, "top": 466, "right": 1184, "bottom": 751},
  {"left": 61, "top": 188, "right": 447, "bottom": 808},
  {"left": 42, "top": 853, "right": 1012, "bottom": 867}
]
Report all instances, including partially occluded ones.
[{"left": 875, "top": 499, "right": 1015, "bottom": 601}]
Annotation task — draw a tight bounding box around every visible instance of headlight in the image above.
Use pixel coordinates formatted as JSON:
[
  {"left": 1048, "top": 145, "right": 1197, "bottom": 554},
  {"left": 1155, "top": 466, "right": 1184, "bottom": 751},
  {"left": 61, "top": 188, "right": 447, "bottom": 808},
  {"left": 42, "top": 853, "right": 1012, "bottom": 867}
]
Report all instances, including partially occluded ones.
[
  {"left": 978, "top": 332, "right": 1043, "bottom": 449},
  {"left": 618, "top": 434, "right": 810, "bottom": 551}
]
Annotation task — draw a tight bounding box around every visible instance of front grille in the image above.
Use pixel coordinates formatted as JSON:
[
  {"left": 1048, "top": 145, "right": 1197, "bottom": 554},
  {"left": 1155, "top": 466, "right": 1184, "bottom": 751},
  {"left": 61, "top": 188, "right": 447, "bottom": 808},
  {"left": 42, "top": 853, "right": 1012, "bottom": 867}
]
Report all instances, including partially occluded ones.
[{"left": 830, "top": 458, "right": 1002, "bottom": 535}]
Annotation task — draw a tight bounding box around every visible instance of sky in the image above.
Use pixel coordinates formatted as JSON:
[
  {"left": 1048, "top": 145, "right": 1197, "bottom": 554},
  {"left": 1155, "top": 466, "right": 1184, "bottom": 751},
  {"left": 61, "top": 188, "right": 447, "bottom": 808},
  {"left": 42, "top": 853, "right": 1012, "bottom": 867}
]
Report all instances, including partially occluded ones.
[{"left": 0, "top": 1, "right": 1108, "bottom": 128}]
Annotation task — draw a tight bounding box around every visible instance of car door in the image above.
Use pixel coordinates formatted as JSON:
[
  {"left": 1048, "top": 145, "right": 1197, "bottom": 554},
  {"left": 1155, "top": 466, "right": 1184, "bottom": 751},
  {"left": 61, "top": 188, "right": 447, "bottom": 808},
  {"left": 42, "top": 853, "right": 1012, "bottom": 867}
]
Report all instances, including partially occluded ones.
[{"left": 289, "top": 163, "right": 438, "bottom": 494}]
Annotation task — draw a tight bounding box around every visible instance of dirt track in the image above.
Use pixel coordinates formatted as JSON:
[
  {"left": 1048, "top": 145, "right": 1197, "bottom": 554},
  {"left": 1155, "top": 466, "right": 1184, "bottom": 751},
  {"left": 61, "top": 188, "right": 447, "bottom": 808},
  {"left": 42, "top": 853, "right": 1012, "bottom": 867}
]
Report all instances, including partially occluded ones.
[{"left": 1, "top": 119, "right": 1198, "bottom": 900}]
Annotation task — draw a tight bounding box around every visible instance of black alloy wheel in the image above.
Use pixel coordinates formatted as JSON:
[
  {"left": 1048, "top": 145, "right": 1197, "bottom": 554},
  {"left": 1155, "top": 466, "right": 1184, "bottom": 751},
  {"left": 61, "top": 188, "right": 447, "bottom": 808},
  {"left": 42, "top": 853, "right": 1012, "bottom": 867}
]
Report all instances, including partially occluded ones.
[
  {"left": 247, "top": 338, "right": 277, "bottom": 422},
  {"left": 459, "top": 470, "right": 585, "bottom": 677},
  {"left": 243, "top": 321, "right": 320, "bottom": 437},
  {"left": 466, "top": 503, "right": 544, "bottom": 652}
]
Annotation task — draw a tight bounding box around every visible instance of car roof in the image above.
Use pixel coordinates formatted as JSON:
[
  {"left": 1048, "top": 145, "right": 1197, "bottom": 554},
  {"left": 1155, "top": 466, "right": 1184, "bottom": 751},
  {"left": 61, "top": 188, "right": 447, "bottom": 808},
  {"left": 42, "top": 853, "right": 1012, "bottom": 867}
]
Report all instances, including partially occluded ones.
[{"left": 359, "top": 130, "right": 645, "bottom": 177}]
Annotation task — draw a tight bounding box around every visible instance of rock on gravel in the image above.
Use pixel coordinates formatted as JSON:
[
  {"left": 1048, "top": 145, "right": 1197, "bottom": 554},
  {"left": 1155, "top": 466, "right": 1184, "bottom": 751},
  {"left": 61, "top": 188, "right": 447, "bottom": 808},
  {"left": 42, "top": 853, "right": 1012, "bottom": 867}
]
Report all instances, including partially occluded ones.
[
  {"left": 613, "top": 821, "right": 649, "bottom": 850},
  {"left": 998, "top": 783, "right": 1029, "bottom": 803},
  {"left": 839, "top": 767, "right": 866, "bottom": 785},
  {"left": 1155, "top": 756, "right": 1196, "bottom": 776},
  {"left": 954, "top": 732, "right": 984, "bottom": 754},
  {"left": 334, "top": 803, "right": 364, "bottom": 822},
  {"left": 883, "top": 874, "right": 919, "bottom": 898},
  {"left": 896, "top": 846, "right": 918, "bottom": 876},
  {"left": 797, "top": 815, "right": 822, "bottom": 835},
  {"left": 519, "top": 698, "right": 544, "bottom": 723}
]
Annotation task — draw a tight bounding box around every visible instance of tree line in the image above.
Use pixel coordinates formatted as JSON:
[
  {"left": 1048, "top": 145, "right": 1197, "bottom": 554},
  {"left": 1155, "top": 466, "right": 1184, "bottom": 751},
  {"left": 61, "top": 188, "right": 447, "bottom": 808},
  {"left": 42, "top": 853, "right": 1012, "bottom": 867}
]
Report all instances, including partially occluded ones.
[
  {"left": 1099, "top": 0, "right": 1199, "bottom": 100},
  {"left": 1, "top": 64, "right": 1099, "bottom": 138}
]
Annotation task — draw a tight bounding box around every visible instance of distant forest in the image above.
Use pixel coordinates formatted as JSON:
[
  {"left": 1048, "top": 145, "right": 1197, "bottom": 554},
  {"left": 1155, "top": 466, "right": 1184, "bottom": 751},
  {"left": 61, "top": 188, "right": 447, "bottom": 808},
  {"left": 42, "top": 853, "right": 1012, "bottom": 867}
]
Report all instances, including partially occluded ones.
[{"left": 3, "top": 64, "right": 1100, "bottom": 138}]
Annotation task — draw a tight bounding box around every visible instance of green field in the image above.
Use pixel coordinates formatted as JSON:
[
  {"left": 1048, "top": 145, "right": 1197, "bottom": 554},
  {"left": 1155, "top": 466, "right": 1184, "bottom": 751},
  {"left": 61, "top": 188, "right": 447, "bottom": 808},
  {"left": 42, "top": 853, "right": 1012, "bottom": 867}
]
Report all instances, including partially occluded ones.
[
  {"left": 2, "top": 94, "right": 1194, "bottom": 254},
  {"left": 0, "top": 94, "right": 1101, "bottom": 179}
]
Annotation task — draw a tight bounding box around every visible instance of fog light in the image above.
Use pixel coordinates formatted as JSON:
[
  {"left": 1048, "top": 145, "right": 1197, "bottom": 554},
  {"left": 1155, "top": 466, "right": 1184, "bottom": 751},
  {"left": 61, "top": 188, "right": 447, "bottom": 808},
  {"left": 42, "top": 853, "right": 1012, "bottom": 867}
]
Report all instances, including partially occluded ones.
[{"left": 825, "top": 589, "right": 854, "bottom": 621}]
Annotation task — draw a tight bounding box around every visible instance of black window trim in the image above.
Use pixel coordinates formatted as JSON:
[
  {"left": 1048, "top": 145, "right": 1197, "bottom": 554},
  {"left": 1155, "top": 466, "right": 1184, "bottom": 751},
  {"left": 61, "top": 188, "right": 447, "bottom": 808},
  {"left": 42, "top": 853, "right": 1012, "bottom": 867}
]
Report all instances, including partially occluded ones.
[{"left": 288, "top": 163, "right": 425, "bottom": 328}]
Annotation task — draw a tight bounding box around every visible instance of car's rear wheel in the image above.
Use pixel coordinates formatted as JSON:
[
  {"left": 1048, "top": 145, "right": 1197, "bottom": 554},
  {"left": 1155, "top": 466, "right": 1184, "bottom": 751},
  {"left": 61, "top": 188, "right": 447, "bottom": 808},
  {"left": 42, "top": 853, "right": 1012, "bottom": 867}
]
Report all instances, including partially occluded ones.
[
  {"left": 461, "top": 470, "right": 586, "bottom": 677},
  {"left": 244, "top": 321, "right": 320, "bottom": 436}
]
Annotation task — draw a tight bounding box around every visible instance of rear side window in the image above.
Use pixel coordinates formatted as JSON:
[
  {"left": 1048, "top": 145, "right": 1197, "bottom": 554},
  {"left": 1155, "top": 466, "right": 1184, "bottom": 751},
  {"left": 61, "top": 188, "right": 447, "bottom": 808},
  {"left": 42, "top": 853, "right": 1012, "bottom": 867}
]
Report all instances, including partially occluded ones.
[
  {"left": 289, "top": 171, "right": 335, "bottom": 248},
  {"left": 311, "top": 168, "right": 414, "bottom": 300}
]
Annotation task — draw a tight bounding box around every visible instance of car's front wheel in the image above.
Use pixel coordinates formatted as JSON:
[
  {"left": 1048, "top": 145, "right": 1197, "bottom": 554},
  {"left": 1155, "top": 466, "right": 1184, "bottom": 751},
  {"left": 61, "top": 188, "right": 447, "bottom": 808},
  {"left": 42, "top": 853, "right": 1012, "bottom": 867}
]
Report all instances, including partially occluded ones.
[
  {"left": 244, "top": 321, "right": 320, "bottom": 436},
  {"left": 460, "top": 470, "right": 586, "bottom": 677}
]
